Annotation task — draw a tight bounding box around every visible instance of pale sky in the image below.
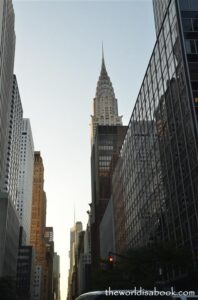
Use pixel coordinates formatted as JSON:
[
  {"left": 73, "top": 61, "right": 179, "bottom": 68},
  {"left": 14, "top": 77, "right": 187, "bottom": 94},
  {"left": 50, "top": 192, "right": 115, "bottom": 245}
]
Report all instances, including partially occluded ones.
[{"left": 13, "top": 0, "right": 155, "bottom": 299}]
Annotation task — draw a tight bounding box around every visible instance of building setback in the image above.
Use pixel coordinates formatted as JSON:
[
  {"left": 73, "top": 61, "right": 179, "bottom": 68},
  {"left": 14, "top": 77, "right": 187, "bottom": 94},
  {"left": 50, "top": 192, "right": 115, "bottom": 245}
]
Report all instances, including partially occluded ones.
[{"left": 0, "top": 0, "right": 16, "bottom": 191}]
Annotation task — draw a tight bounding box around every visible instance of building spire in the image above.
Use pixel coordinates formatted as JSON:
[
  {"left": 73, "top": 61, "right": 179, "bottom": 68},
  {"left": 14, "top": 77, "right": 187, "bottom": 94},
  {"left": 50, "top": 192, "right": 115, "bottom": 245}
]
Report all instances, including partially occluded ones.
[
  {"left": 102, "top": 42, "right": 104, "bottom": 64},
  {"left": 90, "top": 47, "right": 123, "bottom": 144},
  {"left": 101, "top": 42, "right": 108, "bottom": 77}
]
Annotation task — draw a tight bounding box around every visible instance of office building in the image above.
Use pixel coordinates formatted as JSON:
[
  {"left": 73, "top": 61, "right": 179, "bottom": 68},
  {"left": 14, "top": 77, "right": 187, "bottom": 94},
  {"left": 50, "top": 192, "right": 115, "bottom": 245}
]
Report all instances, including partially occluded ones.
[
  {"left": 111, "top": 0, "right": 198, "bottom": 287},
  {"left": 17, "top": 118, "right": 34, "bottom": 244},
  {"left": 0, "top": 0, "right": 16, "bottom": 191},
  {"left": 3, "top": 75, "right": 23, "bottom": 206}
]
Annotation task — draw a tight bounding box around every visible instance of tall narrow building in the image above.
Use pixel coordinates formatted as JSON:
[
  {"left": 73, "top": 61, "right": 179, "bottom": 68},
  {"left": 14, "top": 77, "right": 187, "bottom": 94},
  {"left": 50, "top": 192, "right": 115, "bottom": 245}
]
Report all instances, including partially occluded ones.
[
  {"left": 17, "top": 118, "right": 34, "bottom": 244},
  {"left": 90, "top": 49, "right": 122, "bottom": 144},
  {"left": 30, "top": 151, "right": 47, "bottom": 300},
  {"left": 0, "top": 0, "right": 16, "bottom": 191}
]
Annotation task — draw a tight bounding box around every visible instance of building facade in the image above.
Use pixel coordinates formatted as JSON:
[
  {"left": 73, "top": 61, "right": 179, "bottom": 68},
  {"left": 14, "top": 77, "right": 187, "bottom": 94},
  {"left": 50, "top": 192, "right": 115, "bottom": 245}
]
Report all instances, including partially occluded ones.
[
  {"left": 0, "top": 192, "right": 20, "bottom": 278},
  {"left": 111, "top": 0, "right": 198, "bottom": 287},
  {"left": 0, "top": 0, "right": 16, "bottom": 191},
  {"left": 17, "top": 118, "right": 34, "bottom": 244},
  {"left": 99, "top": 198, "right": 115, "bottom": 260},
  {"left": 17, "top": 228, "right": 35, "bottom": 300},
  {"left": 4, "top": 75, "right": 23, "bottom": 206}
]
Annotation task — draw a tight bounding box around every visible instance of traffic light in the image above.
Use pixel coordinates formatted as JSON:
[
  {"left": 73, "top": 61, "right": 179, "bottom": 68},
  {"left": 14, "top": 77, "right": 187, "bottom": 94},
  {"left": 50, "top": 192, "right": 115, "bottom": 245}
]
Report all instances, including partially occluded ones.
[{"left": 108, "top": 254, "right": 114, "bottom": 270}]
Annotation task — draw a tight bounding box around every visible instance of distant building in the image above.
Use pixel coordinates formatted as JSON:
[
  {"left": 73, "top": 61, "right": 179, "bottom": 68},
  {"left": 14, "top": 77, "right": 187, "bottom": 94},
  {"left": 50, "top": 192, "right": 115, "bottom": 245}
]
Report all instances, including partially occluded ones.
[
  {"left": 44, "top": 227, "right": 54, "bottom": 300},
  {"left": 67, "top": 222, "right": 83, "bottom": 300},
  {"left": 77, "top": 229, "right": 91, "bottom": 296},
  {"left": 3, "top": 75, "right": 23, "bottom": 206},
  {"left": 32, "top": 265, "right": 43, "bottom": 300},
  {"left": 0, "top": 192, "right": 20, "bottom": 278},
  {"left": 53, "top": 252, "right": 60, "bottom": 300},
  {"left": 90, "top": 52, "right": 127, "bottom": 274},
  {"left": 0, "top": 0, "right": 16, "bottom": 191}
]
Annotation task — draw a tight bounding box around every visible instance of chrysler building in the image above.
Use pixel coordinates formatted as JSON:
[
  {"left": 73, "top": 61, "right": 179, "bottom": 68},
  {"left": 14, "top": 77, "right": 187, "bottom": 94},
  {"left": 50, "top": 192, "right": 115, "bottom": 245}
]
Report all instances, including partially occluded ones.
[{"left": 90, "top": 49, "right": 122, "bottom": 144}]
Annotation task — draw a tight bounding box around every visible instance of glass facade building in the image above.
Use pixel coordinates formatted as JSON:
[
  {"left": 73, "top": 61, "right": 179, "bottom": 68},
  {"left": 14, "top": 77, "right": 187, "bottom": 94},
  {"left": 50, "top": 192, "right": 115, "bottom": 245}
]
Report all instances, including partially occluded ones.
[{"left": 113, "top": 0, "right": 198, "bottom": 283}]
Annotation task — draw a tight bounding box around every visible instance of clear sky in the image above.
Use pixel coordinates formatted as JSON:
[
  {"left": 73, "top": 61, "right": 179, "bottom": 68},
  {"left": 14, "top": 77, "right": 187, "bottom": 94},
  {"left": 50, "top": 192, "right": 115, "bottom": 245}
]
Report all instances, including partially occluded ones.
[{"left": 13, "top": 0, "right": 155, "bottom": 299}]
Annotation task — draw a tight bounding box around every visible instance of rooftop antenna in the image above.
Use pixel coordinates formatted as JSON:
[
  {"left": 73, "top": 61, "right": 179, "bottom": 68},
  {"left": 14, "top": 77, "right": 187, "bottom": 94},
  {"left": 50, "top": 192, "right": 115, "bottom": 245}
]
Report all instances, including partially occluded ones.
[{"left": 73, "top": 202, "right": 76, "bottom": 225}]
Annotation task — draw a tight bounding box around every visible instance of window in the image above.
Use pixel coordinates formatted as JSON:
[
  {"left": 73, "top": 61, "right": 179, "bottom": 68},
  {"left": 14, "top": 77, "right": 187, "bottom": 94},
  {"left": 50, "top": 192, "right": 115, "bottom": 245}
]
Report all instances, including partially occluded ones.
[
  {"left": 182, "top": 18, "right": 192, "bottom": 31},
  {"left": 185, "top": 39, "right": 196, "bottom": 53}
]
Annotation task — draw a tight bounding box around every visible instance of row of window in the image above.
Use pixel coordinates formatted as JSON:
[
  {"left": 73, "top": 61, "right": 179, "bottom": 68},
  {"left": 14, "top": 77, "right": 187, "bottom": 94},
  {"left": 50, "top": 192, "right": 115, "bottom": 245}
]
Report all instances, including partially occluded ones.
[
  {"left": 182, "top": 18, "right": 198, "bottom": 32},
  {"left": 185, "top": 38, "right": 198, "bottom": 54}
]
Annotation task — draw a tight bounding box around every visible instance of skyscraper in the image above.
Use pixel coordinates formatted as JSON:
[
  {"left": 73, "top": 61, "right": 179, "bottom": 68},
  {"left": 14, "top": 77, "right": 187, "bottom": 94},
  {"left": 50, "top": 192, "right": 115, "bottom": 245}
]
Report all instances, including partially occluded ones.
[
  {"left": 90, "top": 49, "right": 122, "bottom": 145},
  {"left": 0, "top": 0, "right": 16, "bottom": 191},
  {"left": 90, "top": 52, "right": 127, "bottom": 276},
  {"left": 4, "top": 75, "right": 23, "bottom": 206},
  {"left": 17, "top": 118, "right": 34, "bottom": 244},
  {"left": 30, "top": 151, "right": 47, "bottom": 300}
]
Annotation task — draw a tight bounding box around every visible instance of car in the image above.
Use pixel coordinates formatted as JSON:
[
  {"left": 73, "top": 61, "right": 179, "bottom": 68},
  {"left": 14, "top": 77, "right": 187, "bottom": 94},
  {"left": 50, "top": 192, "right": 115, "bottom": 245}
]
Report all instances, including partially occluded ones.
[{"left": 75, "top": 290, "right": 178, "bottom": 300}]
